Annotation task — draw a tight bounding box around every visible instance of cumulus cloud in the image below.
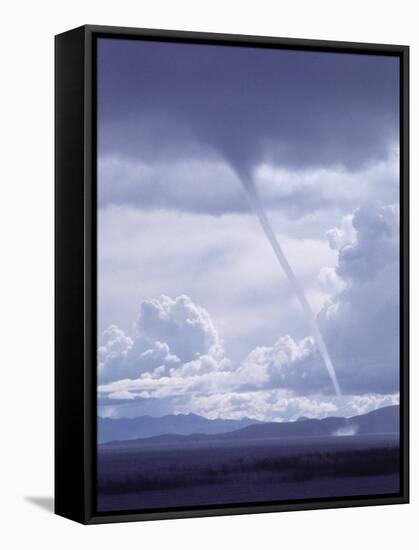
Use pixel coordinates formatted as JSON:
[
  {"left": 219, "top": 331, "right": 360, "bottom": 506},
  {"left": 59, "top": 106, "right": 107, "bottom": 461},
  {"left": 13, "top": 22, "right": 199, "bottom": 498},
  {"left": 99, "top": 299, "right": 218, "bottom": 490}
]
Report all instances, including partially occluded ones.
[
  {"left": 99, "top": 336, "right": 179, "bottom": 384},
  {"left": 336, "top": 203, "right": 399, "bottom": 282},
  {"left": 99, "top": 383, "right": 399, "bottom": 422},
  {"left": 233, "top": 336, "right": 318, "bottom": 391},
  {"left": 173, "top": 390, "right": 399, "bottom": 422},
  {"left": 173, "top": 390, "right": 339, "bottom": 422},
  {"left": 319, "top": 204, "right": 400, "bottom": 393},
  {"left": 98, "top": 325, "right": 133, "bottom": 382},
  {"left": 136, "top": 294, "right": 224, "bottom": 362},
  {"left": 98, "top": 295, "right": 229, "bottom": 384}
]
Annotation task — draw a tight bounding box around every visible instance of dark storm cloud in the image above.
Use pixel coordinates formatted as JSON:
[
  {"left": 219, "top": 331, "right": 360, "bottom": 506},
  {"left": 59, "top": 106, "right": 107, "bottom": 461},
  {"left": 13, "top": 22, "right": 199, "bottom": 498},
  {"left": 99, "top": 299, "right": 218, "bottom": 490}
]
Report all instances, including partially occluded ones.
[{"left": 97, "top": 38, "right": 399, "bottom": 172}]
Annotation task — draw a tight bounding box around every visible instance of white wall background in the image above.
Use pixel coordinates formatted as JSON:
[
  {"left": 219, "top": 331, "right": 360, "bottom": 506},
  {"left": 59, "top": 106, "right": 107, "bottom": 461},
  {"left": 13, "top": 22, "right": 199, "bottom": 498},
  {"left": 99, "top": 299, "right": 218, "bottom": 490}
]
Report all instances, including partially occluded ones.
[{"left": 0, "top": 0, "right": 416, "bottom": 548}]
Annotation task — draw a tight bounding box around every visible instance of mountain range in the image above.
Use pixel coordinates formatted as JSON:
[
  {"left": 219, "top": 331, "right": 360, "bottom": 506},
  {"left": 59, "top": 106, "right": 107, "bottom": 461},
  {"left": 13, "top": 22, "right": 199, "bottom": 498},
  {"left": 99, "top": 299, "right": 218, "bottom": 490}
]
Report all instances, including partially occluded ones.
[
  {"left": 99, "top": 405, "right": 399, "bottom": 445},
  {"left": 98, "top": 413, "right": 262, "bottom": 444}
]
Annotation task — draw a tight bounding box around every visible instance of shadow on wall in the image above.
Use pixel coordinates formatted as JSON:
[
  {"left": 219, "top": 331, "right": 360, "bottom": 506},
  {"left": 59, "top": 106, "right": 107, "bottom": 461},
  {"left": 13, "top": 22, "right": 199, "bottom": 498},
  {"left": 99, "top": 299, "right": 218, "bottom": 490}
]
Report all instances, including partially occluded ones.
[{"left": 25, "top": 496, "right": 54, "bottom": 514}]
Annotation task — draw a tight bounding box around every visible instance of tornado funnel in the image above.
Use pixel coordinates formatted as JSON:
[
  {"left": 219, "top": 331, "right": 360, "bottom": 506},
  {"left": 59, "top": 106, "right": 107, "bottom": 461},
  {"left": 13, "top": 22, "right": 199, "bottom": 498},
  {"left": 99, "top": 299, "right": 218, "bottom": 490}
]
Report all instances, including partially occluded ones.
[{"left": 240, "top": 171, "right": 342, "bottom": 396}]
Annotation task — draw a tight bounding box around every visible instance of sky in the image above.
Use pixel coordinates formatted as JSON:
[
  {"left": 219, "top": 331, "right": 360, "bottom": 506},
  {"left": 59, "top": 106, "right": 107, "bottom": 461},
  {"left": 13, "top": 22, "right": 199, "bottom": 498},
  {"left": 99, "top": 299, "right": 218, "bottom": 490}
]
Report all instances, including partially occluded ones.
[{"left": 96, "top": 37, "right": 400, "bottom": 422}]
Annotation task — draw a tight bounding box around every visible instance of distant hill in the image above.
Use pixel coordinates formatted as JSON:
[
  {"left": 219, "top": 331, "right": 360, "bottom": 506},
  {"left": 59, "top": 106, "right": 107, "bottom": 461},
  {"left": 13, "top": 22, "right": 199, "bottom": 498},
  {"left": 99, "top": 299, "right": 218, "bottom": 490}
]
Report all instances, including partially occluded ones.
[
  {"left": 100, "top": 405, "right": 399, "bottom": 447},
  {"left": 98, "top": 413, "right": 262, "bottom": 444},
  {"left": 216, "top": 404, "right": 399, "bottom": 440}
]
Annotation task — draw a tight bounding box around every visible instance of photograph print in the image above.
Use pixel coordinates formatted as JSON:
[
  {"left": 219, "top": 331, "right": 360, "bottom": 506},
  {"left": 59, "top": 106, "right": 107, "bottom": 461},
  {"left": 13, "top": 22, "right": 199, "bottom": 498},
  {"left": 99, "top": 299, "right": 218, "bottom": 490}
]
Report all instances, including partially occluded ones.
[{"left": 96, "top": 36, "right": 403, "bottom": 514}]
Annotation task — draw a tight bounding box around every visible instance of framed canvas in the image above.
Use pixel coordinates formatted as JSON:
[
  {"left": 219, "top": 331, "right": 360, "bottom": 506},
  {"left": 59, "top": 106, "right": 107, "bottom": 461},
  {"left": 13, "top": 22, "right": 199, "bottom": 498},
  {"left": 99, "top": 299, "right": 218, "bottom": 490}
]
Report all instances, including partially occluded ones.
[{"left": 55, "top": 25, "right": 409, "bottom": 524}]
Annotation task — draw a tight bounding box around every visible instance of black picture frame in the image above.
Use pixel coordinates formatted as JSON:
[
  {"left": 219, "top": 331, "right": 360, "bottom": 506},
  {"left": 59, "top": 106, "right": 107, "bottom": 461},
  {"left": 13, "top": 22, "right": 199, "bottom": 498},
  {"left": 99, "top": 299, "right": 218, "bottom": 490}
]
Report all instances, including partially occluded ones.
[{"left": 55, "top": 24, "right": 409, "bottom": 525}]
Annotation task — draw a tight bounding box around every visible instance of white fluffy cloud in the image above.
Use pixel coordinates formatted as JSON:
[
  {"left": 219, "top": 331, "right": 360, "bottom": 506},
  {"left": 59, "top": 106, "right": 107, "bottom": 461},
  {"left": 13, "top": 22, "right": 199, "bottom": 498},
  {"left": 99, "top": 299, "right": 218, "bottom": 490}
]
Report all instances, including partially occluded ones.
[
  {"left": 99, "top": 384, "right": 399, "bottom": 422},
  {"left": 172, "top": 390, "right": 399, "bottom": 422},
  {"left": 336, "top": 203, "right": 399, "bottom": 282},
  {"left": 233, "top": 336, "right": 317, "bottom": 391},
  {"left": 136, "top": 294, "right": 224, "bottom": 362},
  {"left": 98, "top": 295, "right": 229, "bottom": 384},
  {"left": 173, "top": 390, "right": 339, "bottom": 422},
  {"left": 319, "top": 203, "right": 400, "bottom": 394},
  {"left": 99, "top": 335, "right": 180, "bottom": 384}
]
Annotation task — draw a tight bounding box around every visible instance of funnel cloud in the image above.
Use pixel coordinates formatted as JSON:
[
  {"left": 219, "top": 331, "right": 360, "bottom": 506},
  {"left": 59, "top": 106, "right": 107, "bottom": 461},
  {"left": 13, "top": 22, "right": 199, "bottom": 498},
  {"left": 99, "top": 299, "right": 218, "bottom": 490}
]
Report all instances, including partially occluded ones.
[{"left": 238, "top": 170, "right": 341, "bottom": 395}]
